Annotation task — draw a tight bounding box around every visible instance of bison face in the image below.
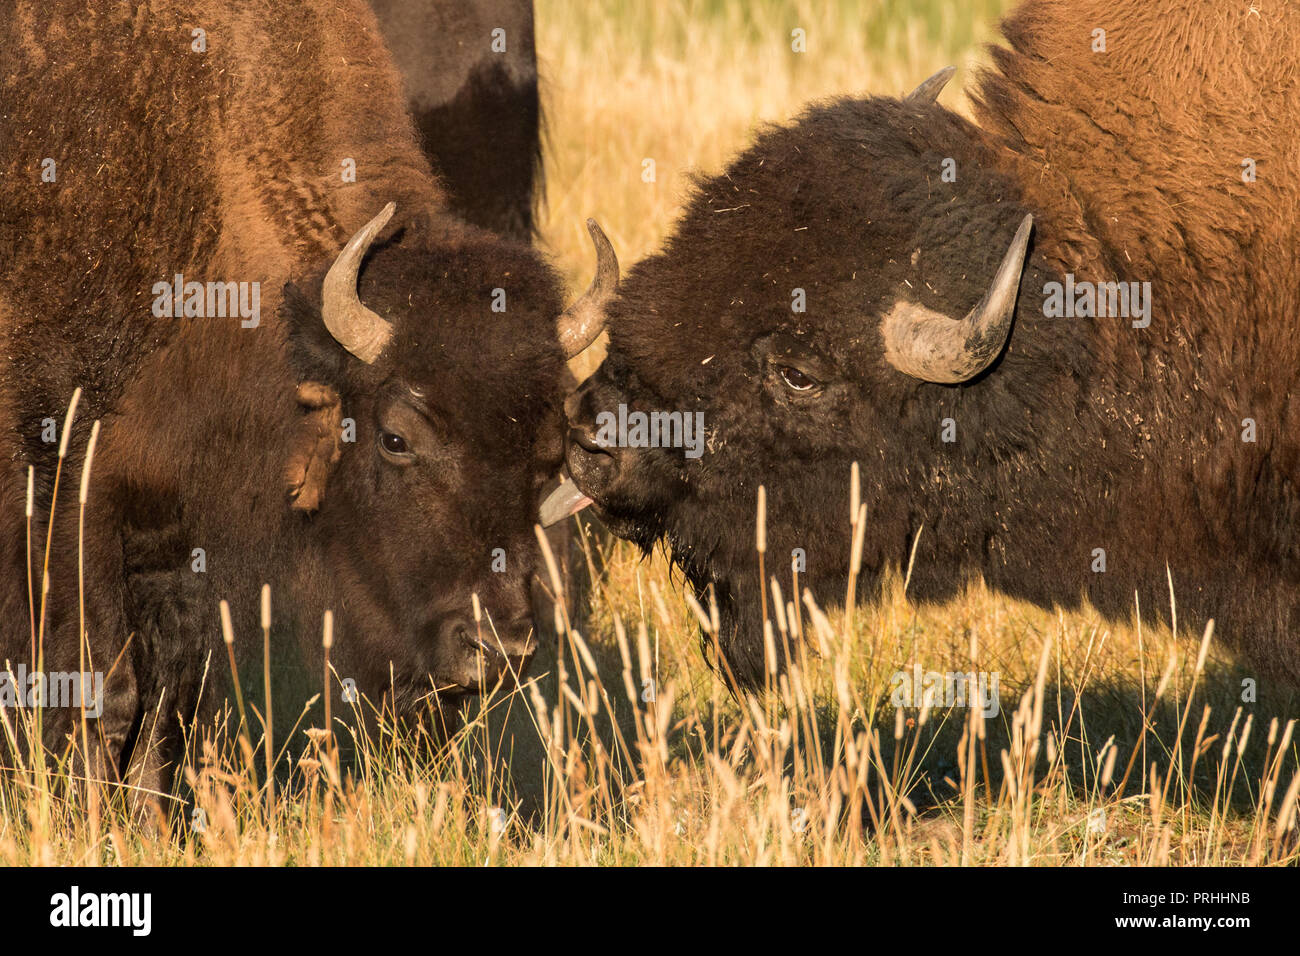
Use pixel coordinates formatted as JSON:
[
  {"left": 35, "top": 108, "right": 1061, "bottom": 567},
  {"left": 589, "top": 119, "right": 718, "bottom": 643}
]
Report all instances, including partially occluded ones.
[
  {"left": 554, "top": 94, "right": 1068, "bottom": 687},
  {"left": 280, "top": 206, "right": 614, "bottom": 712},
  {"left": 561, "top": 359, "right": 687, "bottom": 547},
  {"left": 562, "top": 330, "right": 852, "bottom": 546}
]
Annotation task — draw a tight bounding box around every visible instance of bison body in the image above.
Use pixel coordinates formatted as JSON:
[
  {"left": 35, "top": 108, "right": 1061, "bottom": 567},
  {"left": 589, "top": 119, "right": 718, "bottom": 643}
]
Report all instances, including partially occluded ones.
[
  {"left": 561, "top": 0, "right": 1300, "bottom": 687},
  {"left": 371, "top": 0, "right": 542, "bottom": 241},
  {"left": 0, "top": 0, "right": 593, "bottom": 791}
]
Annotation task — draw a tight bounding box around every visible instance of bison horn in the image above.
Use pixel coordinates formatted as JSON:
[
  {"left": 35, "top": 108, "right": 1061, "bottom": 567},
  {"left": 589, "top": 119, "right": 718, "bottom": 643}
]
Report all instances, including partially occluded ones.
[
  {"left": 905, "top": 66, "right": 956, "bottom": 104},
  {"left": 558, "top": 218, "right": 619, "bottom": 359},
  {"left": 322, "top": 202, "right": 397, "bottom": 364},
  {"left": 881, "top": 214, "right": 1034, "bottom": 384}
]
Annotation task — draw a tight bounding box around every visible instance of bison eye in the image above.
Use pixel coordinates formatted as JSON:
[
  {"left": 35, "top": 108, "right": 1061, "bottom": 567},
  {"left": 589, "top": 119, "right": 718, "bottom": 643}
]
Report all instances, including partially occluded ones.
[
  {"left": 778, "top": 365, "right": 818, "bottom": 392},
  {"left": 379, "top": 431, "right": 410, "bottom": 456}
]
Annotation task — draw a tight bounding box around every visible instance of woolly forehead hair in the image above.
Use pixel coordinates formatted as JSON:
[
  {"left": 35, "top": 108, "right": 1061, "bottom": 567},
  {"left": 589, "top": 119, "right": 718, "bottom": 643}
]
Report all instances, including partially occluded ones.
[
  {"left": 354, "top": 239, "right": 567, "bottom": 399},
  {"left": 604, "top": 95, "right": 1027, "bottom": 399}
]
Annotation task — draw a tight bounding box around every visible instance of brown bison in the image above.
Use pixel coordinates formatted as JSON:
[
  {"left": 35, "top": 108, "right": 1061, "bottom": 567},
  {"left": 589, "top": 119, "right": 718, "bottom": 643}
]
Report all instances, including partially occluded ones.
[
  {"left": 371, "top": 0, "right": 543, "bottom": 241},
  {"left": 0, "top": 0, "right": 613, "bottom": 792},
  {"left": 550, "top": 0, "right": 1300, "bottom": 689}
]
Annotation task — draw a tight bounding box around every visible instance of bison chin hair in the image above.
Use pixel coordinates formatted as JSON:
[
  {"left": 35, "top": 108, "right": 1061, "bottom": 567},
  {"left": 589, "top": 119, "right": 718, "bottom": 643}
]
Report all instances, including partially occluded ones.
[{"left": 601, "top": 454, "right": 872, "bottom": 693}]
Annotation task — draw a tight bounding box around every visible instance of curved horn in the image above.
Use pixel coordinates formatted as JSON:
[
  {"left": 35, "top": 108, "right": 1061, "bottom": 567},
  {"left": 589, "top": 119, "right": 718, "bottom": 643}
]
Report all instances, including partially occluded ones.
[
  {"left": 882, "top": 214, "right": 1034, "bottom": 384},
  {"left": 558, "top": 218, "right": 619, "bottom": 359},
  {"left": 905, "top": 66, "right": 956, "bottom": 104},
  {"left": 321, "top": 202, "right": 396, "bottom": 364}
]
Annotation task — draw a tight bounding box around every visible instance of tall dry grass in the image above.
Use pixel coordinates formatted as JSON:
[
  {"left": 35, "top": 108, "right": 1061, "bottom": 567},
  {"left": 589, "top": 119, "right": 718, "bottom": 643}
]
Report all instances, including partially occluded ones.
[
  {"left": 537, "top": 0, "right": 1011, "bottom": 375},
  {"left": 0, "top": 0, "right": 1296, "bottom": 866},
  {"left": 4, "top": 479, "right": 1297, "bottom": 865}
]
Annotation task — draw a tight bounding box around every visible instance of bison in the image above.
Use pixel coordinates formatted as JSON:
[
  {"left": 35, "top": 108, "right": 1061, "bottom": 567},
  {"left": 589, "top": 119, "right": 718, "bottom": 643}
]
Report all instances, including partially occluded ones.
[
  {"left": 549, "top": 0, "right": 1300, "bottom": 689},
  {"left": 0, "top": 0, "right": 613, "bottom": 793},
  {"left": 371, "top": 0, "right": 542, "bottom": 242}
]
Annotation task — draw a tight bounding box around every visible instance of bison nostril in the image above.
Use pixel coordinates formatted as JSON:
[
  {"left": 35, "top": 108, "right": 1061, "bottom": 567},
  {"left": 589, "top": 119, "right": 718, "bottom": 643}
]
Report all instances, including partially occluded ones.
[
  {"left": 570, "top": 426, "right": 611, "bottom": 457},
  {"left": 448, "top": 616, "right": 535, "bottom": 664},
  {"left": 504, "top": 617, "right": 537, "bottom": 658},
  {"left": 462, "top": 628, "right": 502, "bottom": 659},
  {"left": 442, "top": 618, "right": 498, "bottom": 659}
]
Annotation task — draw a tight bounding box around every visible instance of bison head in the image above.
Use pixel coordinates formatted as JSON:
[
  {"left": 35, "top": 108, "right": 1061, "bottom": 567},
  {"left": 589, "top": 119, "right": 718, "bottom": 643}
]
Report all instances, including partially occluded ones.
[
  {"left": 551, "top": 78, "right": 1085, "bottom": 687},
  {"left": 281, "top": 204, "right": 614, "bottom": 713}
]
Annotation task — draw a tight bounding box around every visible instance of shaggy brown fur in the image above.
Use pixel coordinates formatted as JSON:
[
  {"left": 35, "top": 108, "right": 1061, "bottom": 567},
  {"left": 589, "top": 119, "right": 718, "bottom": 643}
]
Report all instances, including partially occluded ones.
[
  {"left": 0, "top": 0, "right": 567, "bottom": 793},
  {"left": 972, "top": 0, "right": 1300, "bottom": 673},
  {"left": 565, "top": 0, "right": 1300, "bottom": 689},
  {"left": 371, "top": 0, "right": 543, "bottom": 241}
]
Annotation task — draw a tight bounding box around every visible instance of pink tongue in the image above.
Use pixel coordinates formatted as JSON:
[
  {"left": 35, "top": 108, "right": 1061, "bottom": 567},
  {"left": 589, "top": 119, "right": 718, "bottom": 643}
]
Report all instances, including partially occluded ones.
[{"left": 539, "top": 479, "right": 593, "bottom": 527}]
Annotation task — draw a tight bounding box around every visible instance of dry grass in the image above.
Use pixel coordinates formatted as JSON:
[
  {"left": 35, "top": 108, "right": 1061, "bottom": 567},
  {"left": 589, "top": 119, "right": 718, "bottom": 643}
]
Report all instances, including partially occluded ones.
[
  {"left": 537, "top": 0, "right": 1011, "bottom": 380},
  {"left": 5, "top": 514, "right": 1297, "bottom": 866},
  {"left": 1, "top": 0, "right": 1296, "bottom": 866}
]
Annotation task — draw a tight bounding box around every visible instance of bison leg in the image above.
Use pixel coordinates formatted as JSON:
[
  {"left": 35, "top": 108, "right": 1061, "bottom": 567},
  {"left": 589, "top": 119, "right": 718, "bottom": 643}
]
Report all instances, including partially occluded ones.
[
  {"left": 120, "top": 692, "right": 188, "bottom": 825},
  {"left": 39, "top": 461, "right": 186, "bottom": 811}
]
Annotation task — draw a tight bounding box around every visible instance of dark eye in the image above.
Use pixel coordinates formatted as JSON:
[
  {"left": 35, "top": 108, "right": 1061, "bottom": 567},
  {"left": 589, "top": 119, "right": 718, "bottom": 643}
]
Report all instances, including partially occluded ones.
[
  {"left": 379, "top": 431, "right": 409, "bottom": 455},
  {"left": 778, "top": 365, "right": 818, "bottom": 392}
]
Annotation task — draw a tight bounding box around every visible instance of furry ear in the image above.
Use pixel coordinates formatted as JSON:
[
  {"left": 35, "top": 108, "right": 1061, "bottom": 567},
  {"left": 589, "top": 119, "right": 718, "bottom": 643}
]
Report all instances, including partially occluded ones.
[
  {"left": 282, "top": 280, "right": 349, "bottom": 384},
  {"left": 285, "top": 381, "right": 344, "bottom": 512},
  {"left": 282, "top": 282, "right": 351, "bottom": 511}
]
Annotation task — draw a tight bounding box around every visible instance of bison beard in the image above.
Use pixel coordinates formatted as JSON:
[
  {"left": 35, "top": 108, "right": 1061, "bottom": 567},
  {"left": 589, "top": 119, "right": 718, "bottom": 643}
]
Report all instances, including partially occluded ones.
[
  {"left": 0, "top": 0, "right": 609, "bottom": 798},
  {"left": 559, "top": 0, "right": 1300, "bottom": 690}
]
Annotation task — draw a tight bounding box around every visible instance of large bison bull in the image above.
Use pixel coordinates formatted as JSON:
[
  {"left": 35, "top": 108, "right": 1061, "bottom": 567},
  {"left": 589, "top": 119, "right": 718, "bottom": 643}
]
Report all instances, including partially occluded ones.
[
  {"left": 0, "top": 0, "right": 613, "bottom": 793},
  {"left": 548, "top": 0, "right": 1300, "bottom": 690}
]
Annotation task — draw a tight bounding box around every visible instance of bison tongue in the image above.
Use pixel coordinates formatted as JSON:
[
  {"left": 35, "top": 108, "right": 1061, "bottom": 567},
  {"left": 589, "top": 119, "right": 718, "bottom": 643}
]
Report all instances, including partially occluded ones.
[{"left": 539, "top": 478, "right": 593, "bottom": 527}]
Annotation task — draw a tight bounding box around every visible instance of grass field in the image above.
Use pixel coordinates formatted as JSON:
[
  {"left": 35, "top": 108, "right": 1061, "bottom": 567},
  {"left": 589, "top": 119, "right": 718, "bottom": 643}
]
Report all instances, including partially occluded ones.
[
  {"left": 2, "top": 0, "right": 1297, "bottom": 867},
  {"left": 538, "top": 0, "right": 1013, "bottom": 379}
]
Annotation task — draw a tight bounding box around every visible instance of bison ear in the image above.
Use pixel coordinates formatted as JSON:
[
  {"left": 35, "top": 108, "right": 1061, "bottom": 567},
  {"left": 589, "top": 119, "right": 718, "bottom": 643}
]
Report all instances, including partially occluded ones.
[
  {"left": 284, "top": 381, "right": 344, "bottom": 513},
  {"left": 282, "top": 283, "right": 349, "bottom": 512},
  {"left": 283, "top": 281, "right": 349, "bottom": 385}
]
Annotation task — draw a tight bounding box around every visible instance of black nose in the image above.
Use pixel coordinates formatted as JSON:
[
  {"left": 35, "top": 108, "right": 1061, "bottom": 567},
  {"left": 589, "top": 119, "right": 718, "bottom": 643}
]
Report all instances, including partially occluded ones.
[
  {"left": 570, "top": 425, "right": 611, "bottom": 457},
  {"left": 449, "top": 615, "right": 535, "bottom": 661},
  {"left": 565, "top": 423, "right": 619, "bottom": 494},
  {"left": 500, "top": 616, "right": 537, "bottom": 660}
]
